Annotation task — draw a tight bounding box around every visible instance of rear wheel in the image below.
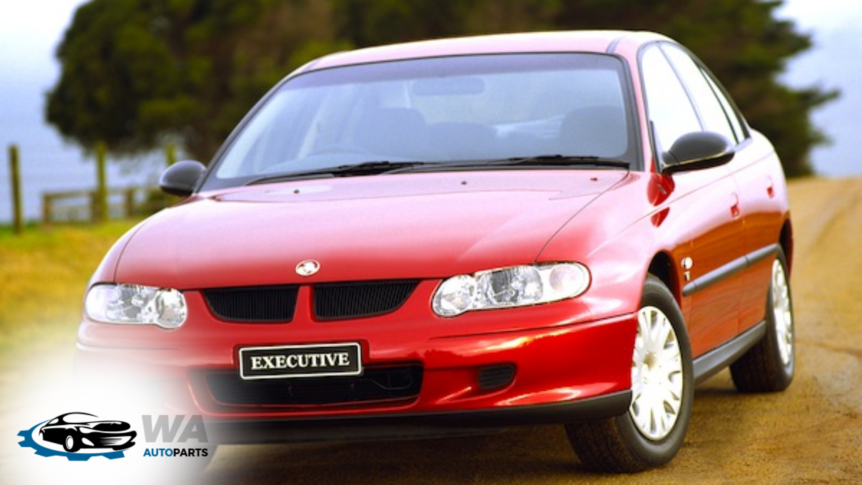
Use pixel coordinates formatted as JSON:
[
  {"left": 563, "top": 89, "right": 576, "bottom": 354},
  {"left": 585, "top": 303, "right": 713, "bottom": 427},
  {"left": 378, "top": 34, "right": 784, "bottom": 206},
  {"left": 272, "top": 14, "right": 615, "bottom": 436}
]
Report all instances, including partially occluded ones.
[
  {"left": 566, "top": 275, "right": 693, "bottom": 472},
  {"left": 730, "top": 247, "right": 794, "bottom": 392}
]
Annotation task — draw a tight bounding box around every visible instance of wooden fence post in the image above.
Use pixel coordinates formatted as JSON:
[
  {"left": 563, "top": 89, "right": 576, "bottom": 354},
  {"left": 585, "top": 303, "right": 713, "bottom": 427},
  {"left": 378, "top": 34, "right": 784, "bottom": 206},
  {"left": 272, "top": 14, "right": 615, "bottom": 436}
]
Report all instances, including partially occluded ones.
[
  {"left": 8, "top": 145, "right": 24, "bottom": 235},
  {"left": 42, "top": 193, "right": 52, "bottom": 225},
  {"left": 124, "top": 187, "right": 136, "bottom": 217},
  {"left": 95, "top": 142, "right": 108, "bottom": 223}
]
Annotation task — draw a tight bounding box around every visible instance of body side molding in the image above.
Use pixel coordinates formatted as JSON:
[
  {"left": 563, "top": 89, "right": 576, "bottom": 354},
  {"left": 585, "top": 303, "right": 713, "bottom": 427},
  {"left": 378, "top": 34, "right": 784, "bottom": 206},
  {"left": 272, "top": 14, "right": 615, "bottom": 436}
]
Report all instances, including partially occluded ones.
[{"left": 683, "top": 243, "right": 779, "bottom": 297}]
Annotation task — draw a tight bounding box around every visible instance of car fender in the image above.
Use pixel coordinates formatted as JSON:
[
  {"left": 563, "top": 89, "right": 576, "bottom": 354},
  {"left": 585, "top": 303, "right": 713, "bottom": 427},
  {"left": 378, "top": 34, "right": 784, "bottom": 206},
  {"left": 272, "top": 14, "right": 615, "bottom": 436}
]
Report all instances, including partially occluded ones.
[{"left": 537, "top": 172, "right": 687, "bottom": 321}]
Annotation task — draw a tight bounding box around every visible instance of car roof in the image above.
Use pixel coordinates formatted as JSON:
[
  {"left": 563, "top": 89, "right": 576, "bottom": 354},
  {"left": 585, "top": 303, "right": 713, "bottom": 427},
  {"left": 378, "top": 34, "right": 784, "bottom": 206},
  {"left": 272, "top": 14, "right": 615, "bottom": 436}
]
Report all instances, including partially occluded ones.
[
  {"left": 306, "top": 30, "right": 672, "bottom": 71},
  {"left": 56, "top": 412, "right": 97, "bottom": 422}
]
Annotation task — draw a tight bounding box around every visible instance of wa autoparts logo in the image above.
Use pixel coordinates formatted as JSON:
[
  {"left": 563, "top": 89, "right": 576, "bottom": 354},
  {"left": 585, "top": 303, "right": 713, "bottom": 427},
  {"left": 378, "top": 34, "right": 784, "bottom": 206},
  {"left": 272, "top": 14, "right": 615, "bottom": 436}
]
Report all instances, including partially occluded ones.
[
  {"left": 17, "top": 412, "right": 136, "bottom": 461},
  {"left": 18, "top": 413, "right": 210, "bottom": 461},
  {"left": 140, "top": 414, "right": 210, "bottom": 458}
]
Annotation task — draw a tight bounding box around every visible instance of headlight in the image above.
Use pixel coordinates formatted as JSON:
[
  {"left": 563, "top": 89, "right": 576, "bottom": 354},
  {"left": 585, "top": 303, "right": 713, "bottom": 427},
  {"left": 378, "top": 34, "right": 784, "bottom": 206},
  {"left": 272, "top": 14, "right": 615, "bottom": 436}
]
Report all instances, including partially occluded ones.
[
  {"left": 432, "top": 263, "right": 590, "bottom": 317},
  {"left": 85, "top": 284, "right": 187, "bottom": 329}
]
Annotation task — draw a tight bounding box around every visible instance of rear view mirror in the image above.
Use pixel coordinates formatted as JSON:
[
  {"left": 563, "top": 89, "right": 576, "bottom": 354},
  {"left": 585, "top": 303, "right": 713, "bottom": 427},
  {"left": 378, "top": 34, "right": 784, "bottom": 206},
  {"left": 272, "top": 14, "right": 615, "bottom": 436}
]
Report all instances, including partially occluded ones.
[
  {"left": 411, "top": 77, "right": 485, "bottom": 96},
  {"left": 662, "top": 131, "right": 734, "bottom": 174},
  {"left": 159, "top": 160, "right": 206, "bottom": 197}
]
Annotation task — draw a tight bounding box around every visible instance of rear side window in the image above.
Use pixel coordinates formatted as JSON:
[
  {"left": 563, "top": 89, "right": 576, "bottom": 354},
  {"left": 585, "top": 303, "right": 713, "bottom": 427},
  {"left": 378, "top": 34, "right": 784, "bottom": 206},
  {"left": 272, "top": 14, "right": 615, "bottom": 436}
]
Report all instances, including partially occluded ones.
[{"left": 703, "top": 72, "right": 747, "bottom": 143}]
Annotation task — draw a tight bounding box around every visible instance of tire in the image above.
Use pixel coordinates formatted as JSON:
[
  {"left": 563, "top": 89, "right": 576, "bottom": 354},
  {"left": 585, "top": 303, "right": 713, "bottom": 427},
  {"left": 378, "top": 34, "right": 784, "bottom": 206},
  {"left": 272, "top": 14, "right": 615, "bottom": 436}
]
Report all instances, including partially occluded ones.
[
  {"left": 565, "top": 274, "right": 694, "bottom": 473},
  {"left": 64, "top": 433, "right": 81, "bottom": 453},
  {"left": 730, "top": 247, "right": 794, "bottom": 392}
]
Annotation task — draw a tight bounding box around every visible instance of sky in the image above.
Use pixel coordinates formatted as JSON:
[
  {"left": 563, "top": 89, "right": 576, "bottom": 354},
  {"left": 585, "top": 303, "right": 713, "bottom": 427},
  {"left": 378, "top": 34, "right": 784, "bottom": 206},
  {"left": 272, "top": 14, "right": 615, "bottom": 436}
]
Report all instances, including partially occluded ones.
[
  {"left": 0, "top": 0, "right": 860, "bottom": 222},
  {"left": 0, "top": 0, "right": 164, "bottom": 223},
  {"left": 1, "top": 1, "right": 86, "bottom": 130},
  {"left": 777, "top": 0, "right": 862, "bottom": 179}
]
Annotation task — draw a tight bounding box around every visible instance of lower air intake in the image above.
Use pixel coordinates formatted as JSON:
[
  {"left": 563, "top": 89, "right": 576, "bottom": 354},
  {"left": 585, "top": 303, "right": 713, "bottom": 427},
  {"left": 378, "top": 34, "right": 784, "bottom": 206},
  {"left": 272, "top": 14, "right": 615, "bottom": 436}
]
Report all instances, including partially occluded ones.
[
  {"left": 478, "top": 364, "right": 516, "bottom": 390},
  {"left": 206, "top": 365, "right": 423, "bottom": 407}
]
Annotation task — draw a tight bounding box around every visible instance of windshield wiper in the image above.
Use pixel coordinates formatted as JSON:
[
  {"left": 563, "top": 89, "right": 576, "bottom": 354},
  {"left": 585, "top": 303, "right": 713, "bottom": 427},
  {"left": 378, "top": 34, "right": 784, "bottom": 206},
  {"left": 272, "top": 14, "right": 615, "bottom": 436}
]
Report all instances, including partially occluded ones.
[
  {"left": 246, "top": 156, "right": 627, "bottom": 185},
  {"left": 246, "top": 160, "right": 430, "bottom": 186},
  {"left": 480, "top": 155, "right": 630, "bottom": 169},
  {"left": 387, "top": 155, "right": 630, "bottom": 173}
]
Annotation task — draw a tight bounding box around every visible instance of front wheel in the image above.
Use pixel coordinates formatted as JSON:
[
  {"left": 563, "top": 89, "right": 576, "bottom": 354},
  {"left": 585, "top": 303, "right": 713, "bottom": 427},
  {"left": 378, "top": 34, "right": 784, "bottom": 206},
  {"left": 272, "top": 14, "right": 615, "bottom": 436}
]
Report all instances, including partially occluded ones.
[
  {"left": 566, "top": 275, "right": 694, "bottom": 473},
  {"left": 64, "top": 433, "right": 81, "bottom": 453}
]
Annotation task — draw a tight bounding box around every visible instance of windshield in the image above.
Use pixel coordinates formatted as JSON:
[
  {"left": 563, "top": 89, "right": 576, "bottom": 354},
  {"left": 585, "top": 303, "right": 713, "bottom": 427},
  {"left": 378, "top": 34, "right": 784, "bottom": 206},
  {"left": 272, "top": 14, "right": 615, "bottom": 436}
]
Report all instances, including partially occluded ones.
[{"left": 203, "top": 53, "right": 637, "bottom": 189}]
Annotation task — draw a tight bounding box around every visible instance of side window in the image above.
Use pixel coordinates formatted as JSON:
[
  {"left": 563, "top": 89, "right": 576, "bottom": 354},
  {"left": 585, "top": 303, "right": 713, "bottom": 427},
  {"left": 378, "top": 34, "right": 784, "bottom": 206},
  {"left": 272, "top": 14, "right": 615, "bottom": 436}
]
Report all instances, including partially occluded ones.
[
  {"left": 641, "top": 46, "right": 701, "bottom": 152},
  {"left": 661, "top": 45, "right": 738, "bottom": 144},
  {"left": 703, "top": 72, "right": 748, "bottom": 143}
]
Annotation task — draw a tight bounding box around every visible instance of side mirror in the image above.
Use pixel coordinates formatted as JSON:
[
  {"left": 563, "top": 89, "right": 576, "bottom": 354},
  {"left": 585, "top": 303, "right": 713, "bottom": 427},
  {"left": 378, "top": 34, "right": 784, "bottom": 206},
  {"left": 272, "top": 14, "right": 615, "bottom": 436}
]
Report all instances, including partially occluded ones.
[
  {"left": 159, "top": 160, "right": 206, "bottom": 197},
  {"left": 661, "top": 131, "right": 735, "bottom": 174}
]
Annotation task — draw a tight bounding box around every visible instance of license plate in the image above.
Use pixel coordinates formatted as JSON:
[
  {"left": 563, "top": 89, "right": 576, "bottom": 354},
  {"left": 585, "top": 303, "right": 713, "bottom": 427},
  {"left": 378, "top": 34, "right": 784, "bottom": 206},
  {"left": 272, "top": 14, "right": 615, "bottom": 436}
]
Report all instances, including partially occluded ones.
[{"left": 239, "top": 343, "right": 362, "bottom": 380}]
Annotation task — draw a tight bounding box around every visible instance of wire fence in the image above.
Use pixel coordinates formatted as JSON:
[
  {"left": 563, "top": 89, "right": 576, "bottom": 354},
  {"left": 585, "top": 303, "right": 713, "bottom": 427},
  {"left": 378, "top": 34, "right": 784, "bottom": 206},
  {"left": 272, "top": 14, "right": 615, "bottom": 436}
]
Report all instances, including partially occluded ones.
[
  {"left": 42, "top": 186, "right": 169, "bottom": 224},
  {"left": 4, "top": 143, "right": 177, "bottom": 232}
]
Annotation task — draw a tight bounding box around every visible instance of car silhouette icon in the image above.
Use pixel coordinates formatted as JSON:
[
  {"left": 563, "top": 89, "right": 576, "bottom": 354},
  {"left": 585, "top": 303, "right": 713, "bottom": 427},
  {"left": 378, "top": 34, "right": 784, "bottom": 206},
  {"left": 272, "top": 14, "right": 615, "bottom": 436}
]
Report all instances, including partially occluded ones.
[{"left": 39, "top": 412, "right": 136, "bottom": 452}]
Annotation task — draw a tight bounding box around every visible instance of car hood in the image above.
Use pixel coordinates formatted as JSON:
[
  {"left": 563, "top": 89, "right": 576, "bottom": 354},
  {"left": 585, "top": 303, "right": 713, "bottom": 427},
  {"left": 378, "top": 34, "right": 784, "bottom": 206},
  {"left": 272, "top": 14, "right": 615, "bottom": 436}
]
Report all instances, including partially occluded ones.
[{"left": 115, "top": 171, "right": 626, "bottom": 289}]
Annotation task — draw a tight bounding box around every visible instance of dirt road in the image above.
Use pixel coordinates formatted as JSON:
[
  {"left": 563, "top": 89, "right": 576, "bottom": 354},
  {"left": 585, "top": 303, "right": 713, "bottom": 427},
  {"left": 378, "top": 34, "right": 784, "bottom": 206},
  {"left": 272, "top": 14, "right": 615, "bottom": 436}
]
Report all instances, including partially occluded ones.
[{"left": 198, "top": 177, "right": 861, "bottom": 484}]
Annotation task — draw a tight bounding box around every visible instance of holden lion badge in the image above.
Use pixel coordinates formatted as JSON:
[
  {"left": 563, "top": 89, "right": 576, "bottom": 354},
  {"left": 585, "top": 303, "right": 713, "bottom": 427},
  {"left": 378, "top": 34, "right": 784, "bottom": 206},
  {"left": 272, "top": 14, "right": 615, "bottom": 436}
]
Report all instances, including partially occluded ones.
[{"left": 296, "top": 260, "right": 321, "bottom": 277}]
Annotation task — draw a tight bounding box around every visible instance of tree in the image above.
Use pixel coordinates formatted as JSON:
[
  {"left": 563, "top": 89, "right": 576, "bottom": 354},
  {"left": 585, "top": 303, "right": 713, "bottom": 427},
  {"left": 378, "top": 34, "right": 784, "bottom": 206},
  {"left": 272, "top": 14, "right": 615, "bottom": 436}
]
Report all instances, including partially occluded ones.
[
  {"left": 547, "top": 0, "right": 837, "bottom": 176},
  {"left": 49, "top": 0, "right": 834, "bottom": 176},
  {"left": 48, "top": 0, "right": 349, "bottom": 161}
]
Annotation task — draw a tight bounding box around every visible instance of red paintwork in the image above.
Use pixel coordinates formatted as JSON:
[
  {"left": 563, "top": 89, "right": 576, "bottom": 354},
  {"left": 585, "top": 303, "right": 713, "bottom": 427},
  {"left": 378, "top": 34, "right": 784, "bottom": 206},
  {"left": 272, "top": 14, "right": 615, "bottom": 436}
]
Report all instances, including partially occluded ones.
[
  {"left": 110, "top": 171, "right": 626, "bottom": 288},
  {"left": 76, "top": 31, "right": 791, "bottom": 427},
  {"left": 78, "top": 293, "right": 636, "bottom": 417}
]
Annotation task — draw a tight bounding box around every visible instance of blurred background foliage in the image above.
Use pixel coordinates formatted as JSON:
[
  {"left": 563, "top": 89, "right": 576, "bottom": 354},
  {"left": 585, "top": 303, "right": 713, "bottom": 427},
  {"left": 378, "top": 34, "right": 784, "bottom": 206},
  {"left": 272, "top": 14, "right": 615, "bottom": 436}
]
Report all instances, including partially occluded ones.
[{"left": 46, "top": 0, "right": 836, "bottom": 177}]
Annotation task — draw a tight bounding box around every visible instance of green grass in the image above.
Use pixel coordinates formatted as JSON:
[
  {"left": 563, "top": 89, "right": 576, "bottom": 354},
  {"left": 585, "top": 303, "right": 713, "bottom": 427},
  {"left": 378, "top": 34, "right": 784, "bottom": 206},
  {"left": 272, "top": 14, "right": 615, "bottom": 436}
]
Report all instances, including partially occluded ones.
[{"left": 0, "top": 220, "right": 141, "bottom": 366}]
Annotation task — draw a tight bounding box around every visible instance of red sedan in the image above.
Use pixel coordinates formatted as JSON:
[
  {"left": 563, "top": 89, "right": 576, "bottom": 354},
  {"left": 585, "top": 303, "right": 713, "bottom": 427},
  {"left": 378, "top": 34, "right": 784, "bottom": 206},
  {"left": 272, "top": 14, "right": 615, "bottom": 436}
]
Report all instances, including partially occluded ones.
[{"left": 77, "top": 31, "right": 795, "bottom": 472}]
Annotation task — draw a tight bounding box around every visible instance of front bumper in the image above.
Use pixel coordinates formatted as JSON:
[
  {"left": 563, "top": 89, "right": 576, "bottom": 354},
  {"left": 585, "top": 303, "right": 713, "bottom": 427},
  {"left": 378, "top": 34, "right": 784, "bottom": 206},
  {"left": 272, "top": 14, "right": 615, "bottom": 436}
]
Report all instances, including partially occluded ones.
[{"left": 76, "top": 286, "right": 636, "bottom": 442}]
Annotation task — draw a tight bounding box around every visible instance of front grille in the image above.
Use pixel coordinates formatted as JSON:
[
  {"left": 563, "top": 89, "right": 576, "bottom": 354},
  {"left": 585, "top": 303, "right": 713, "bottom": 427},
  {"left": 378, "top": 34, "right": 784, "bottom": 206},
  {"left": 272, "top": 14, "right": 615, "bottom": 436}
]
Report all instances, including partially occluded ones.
[
  {"left": 206, "top": 365, "right": 422, "bottom": 407},
  {"left": 203, "top": 286, "right": 298, "bottom": 323},
  {"left": 202, "top": 280, "right": 417, "bottom": 323},
  {"left": 313, "top": 280, "right": 419, "bottom": 320}
]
